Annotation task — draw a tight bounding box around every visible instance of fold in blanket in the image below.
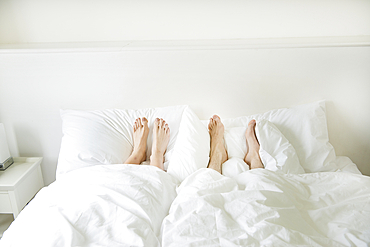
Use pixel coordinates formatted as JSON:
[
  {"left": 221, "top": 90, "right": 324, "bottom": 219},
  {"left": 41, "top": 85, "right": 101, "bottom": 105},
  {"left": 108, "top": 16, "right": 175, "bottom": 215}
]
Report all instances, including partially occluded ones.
[
  {"left": 1, "top": 164, "right": 178, "bottom": 247},
  {"left": 161, "top": 168, "right": 370, "bottom": 247}
]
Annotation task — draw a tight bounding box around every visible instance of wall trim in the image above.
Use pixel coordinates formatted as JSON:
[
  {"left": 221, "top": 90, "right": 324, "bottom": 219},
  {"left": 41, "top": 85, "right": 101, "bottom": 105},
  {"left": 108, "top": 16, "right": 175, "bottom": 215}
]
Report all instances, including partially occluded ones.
[{"left": 1, "top": 36, "right": 370, "bottom": 54}]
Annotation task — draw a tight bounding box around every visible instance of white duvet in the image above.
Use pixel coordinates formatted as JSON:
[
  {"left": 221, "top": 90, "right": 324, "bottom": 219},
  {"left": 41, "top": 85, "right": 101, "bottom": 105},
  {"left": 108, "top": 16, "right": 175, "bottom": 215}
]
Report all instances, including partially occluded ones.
[
  {"left": 161, "top": 168, "right": 370, "bottom": 247},
  {"left": 0, "top": 164, "right": 178, "bottom": 247},
  {"left": 2, "top": 165, "right": 370, "bottom": 247}
]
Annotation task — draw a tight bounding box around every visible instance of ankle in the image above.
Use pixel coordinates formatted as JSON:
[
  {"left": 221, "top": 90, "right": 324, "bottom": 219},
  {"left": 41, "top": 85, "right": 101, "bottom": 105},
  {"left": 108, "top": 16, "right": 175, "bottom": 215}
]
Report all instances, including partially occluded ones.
[
  {"left": 149, "top": 154, "right": 164, "bottom": 170},
  {"left": 151, "top": 147, "right": 163, "bottom": 154},
  {"left": 207, "top": 160, "right": 222, "bottom": 174},
  {"left": 132, "top": 149, "right": 145, "bottom": 156},
  {"left": 132, "top": 150, "right": 146, "bottom": 160}
]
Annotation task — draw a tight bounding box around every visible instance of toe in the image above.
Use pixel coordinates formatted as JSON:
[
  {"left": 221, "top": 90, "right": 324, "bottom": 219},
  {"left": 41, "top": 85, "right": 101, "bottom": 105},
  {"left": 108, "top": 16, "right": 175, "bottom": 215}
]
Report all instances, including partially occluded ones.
[
  {"left": 165, "top": 123, "right": 170, "bottom": 134},
  {"left": 154, "top": 118, "right": 160, "bottom": 127},
  {"left": 248, "top": 119, "right": 256, "bottom": 127},
  {"left": 134, "top": 119, "right": 139, "bottom": 131},
  {"left": 208, "top": 118, "right": 213, "bottom": 130},
  {"left": 160, "top": 118, "right": 166, "bottom": 127}
]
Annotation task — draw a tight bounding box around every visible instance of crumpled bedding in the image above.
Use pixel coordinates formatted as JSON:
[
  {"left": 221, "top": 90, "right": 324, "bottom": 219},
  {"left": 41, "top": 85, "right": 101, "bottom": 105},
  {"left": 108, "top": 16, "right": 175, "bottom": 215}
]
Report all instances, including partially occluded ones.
[
  {"left": 0, "top": 164, "right": 178, "bottom": 247},
  {"left": 161, "top": 168, "right": 370, "bottom": 247},
  {"left": 1, "top": 164, "right": 370, "bottom": 247}
]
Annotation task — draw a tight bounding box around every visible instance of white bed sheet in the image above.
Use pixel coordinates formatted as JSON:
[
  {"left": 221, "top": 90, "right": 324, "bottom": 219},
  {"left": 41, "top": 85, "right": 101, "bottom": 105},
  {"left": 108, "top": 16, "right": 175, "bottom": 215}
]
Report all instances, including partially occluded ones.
[
  {"left": 1, "top": 164, "right": 178, "bottom": 247},
  {"left": 161, "top": 168, "right": 370, "bottom": 247}
]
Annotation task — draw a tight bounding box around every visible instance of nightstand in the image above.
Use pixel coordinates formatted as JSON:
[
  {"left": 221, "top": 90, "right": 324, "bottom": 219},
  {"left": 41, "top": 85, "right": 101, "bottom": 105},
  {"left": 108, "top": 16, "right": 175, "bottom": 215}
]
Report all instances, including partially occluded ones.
[{"left": 0, "top": 157, "right": 44, "bottom": 237}]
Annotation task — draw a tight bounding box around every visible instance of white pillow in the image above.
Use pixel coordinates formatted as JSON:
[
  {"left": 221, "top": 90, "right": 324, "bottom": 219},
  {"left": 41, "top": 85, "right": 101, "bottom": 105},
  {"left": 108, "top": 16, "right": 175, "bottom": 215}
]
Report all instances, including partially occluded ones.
[
  {"left": 221, "top": 120, "right": 304, "bottom": 177},
  {"left": 57, "top": 105, "right": 206, "bottom": 179},
  {"left": 221, "top": 101, "right": 337, "bottom": 173},
  {"left": 222, "top": 127, "right": 250, "bottom": 178},
  {"left": 167, "top": 109, "right": 210, "bottom": 182},
  {"left": 255, "top": 119, "right": 304, "bottom": 174}
]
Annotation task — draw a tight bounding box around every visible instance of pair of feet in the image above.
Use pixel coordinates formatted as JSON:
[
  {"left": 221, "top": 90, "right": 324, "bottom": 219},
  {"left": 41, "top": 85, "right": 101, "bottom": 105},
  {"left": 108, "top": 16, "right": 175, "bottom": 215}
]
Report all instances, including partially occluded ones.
[
  {"left": 124, "top": 117, "right": 170, "bottom": 171},
  {"left": 208, "top": 115, "right": 264, "bottom": 174},
  {"left": 125, "top": 115, "right": 263, "bottom": 174}
]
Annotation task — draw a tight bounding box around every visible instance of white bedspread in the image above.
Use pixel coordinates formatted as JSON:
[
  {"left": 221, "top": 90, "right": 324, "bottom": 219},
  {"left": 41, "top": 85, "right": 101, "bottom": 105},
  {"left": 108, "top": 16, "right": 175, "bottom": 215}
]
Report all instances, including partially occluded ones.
[
  {"left": 161, "top": 168, "right": 370, "bottom": 247},
  {"left": 2, "top": 165, "right": 370, "bottom": 247},
  {"left": 1, "top": 164, "right": 178, "bottom": 247}
]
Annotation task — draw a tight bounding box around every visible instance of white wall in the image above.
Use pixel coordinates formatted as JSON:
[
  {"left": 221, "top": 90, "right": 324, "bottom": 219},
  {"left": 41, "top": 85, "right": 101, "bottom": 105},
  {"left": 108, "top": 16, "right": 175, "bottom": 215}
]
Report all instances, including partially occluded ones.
[
  {"left": 0, "top": 0, "right": 369, "bottom": 43},
  {"left": 0, "top": 0, "right": 369, "bottom": 184}
]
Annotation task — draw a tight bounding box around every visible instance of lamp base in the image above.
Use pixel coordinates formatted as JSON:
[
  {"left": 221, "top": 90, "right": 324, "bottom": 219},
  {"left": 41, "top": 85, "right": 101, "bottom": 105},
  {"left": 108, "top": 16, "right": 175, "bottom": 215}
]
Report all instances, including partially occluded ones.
[{"left": 0, "top": 157, "right": 14, "bottom": 171}]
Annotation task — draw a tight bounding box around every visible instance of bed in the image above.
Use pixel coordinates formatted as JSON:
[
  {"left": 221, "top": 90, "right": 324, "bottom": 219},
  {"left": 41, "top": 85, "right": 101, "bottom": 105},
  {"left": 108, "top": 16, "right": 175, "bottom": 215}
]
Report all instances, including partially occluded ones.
[{"left": 1, "top": 101, "right": 369, "bottom": 247}]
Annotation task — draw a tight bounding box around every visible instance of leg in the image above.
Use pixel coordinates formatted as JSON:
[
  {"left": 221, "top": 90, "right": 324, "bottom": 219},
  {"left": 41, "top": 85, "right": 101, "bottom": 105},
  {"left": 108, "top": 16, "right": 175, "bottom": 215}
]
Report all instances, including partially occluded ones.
[
  {"left": 124, "top": 117, "right": 149, "bottom": 164},
  {"left": 244, "top": 120, "right": 264, "bottom": 169},
  {"left": 208, "top": 115, "right": 228, "bottom": 174},
  {"left": 150, "top": 118, "right": 170, "bottom": 171}
]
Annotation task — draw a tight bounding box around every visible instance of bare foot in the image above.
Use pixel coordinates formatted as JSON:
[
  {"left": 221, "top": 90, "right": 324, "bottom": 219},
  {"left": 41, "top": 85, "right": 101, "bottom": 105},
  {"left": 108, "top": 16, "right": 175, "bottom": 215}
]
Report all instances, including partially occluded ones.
[
  {"left": 150, "top": 118, "right": 170, "bottom": 170},
  {"left": 244, "top": 120, "right": 264, "bottom": 169},
  {"left": 124, "top": 117, "right": 149, "bottom": 164},
  {"left": 208, "top": 115, "right": 228, "bottom": 174}
]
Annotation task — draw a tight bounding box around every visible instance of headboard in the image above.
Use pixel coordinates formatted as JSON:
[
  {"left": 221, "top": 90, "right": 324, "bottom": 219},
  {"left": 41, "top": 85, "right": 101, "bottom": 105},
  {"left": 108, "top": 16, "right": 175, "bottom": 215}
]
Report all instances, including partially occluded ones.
[{"left": 1, "top": 38, "right": 369, "bottom": 184}]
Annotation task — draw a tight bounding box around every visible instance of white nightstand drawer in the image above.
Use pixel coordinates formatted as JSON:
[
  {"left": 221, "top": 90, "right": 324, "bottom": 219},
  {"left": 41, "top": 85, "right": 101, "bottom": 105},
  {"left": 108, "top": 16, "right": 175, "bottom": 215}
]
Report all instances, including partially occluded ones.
[
  {"left": 0, "top": 192, "right": 12, "bottom": 212},
  {"left": 0, "top": 157, "right": 44, "bottom": 218},
  {"left": 15, "top": 166, "right": 44, "bottom": 209},
  {"left": 0, "top": 157, "right": 44, "bottom": 237}
]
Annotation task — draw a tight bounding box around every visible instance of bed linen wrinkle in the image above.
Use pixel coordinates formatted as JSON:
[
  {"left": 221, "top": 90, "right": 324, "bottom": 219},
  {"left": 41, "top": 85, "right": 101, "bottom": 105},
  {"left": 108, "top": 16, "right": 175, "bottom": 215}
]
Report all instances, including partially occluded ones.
[
  {"left": 1, "top": 164, "right": 178, "bottom": 247},
  {"left": 161, "top": 168, "right": 370, "bottom": 247},
  {"left": 242, "top": 170, "right": 370, "bottom": 244},
  {"left": 343, "top": 232, "right": 368, "bottom": 247},
  {"left": 56, "top": 178, "right": 157, "bottom": 230},
  {"left": 54, "top": 180, "right": 158, "bottom": 246}
]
